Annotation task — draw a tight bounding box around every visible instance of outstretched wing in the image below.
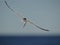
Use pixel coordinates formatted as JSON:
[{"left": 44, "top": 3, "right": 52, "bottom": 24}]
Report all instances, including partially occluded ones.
[
  {"left": 4, "top": 1, "right": 23, "bottom": 18},
  {"left": 27, "top": 20, "right": 49, "bottom": 31},
  {"left": 5, "top": 1, "right": 15, "bottom": 13}
]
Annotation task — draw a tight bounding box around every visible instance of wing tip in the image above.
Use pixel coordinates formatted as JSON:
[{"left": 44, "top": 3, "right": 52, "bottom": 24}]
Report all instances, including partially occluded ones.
[
  {"left": 4, "top": 0, "right": 7, "bottom": 5},
  {"left": 4, "top": 0, "right": 6, "bottom": 3},
  {"left": 44, "top": 29, "right": 49, "bottom": 31}
]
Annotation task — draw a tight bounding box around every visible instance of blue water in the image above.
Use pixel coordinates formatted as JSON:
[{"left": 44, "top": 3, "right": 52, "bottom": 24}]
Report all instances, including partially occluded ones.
[{"left": 0, "top": 36, "right": 60, "bottom": 45}]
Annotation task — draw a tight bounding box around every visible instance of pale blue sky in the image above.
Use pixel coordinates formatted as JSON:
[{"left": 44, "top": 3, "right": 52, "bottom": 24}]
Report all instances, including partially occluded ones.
[{"left": 0, "top": 0, "right": 60, "bottom": 36}]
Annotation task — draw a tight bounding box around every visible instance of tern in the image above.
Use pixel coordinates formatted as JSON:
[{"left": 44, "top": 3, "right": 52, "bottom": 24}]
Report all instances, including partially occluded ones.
[{"left": 4, "top": 1, "right": 49, "bottom": 31}]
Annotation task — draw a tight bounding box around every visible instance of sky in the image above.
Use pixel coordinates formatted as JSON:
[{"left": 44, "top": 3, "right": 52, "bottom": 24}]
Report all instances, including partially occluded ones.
[{"left": 0, "top": 0, "right": 60, "bottom": 36}]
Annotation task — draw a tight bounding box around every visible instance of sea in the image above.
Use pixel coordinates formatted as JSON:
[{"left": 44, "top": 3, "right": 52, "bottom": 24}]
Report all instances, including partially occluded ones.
[{"left": 0, "top": 36, "right": 60, "bottom": 45}]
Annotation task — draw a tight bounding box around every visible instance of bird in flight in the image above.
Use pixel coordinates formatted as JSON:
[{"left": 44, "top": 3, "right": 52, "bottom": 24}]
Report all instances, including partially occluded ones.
[{"left": 4, "top": 1, "right": 49, "bottom": 31}]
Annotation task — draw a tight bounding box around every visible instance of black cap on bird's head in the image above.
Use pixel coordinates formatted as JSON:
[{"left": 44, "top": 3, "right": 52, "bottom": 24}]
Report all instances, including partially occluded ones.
[
  {"left": 22, "top": 18, "right": 27, "bottom": 23},
  {"left": 23, "top": 18, "right": 26, "bottom": 20},
  {"left": 21, "top": 18, "right": 27, "bottom": 23}
]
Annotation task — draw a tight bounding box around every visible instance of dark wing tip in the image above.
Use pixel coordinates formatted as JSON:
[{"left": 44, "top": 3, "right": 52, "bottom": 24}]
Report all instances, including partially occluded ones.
[
  {"left": 42, "top": 29, "right": 49, "bottom": 31},
  {"left": 45, "top": 30, "right": 49, "bottom": 31},
  {"left": 4, "top": 1, "right": 8, "bottom": 5},
  {"left": 4, "top": 0, "right": 7, "bottom": 3}
]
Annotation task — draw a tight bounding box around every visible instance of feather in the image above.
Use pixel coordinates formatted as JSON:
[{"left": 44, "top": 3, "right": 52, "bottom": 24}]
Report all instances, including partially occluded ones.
[
  {"left": 4, "top": 1, "right": 15, "bottom": 12},
  {"left": 28, "top": 20, "right": 49, "bottom": 31}
]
